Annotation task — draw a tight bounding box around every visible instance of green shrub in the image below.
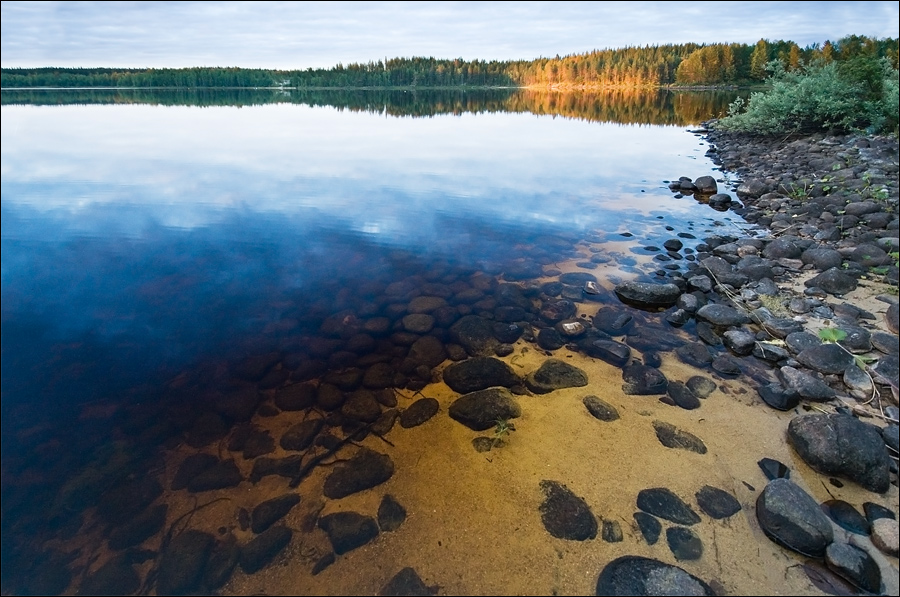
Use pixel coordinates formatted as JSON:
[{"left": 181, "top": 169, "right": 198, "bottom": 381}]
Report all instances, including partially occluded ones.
[{"left": 718, "top": 56, "right": 899, "bottom": 135}]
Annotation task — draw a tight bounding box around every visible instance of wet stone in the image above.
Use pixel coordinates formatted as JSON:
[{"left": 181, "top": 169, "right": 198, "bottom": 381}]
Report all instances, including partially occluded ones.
[
  {"left": 821, "top": 500, "right": 870, "bottom": 535},
  {"left": 379, "top": 567, "right": 436, "bottom": 596},
  {"left": 622, "top": 364, "right": 668, "bottom": 395},
  {"left": 711, "top": 355, "right": 741, "bottom": 377},
  {"left": 667, "top": 381, "right": 700, "bottom": 410},
  {"left": 204, "top": 539, "right": 240, "bottom": 590},
  {"left": 442, "top": 356, "right": 520, "bottom": 394},
  {"left": 249, "top": 455, "right": 304, "bottom": 483},
  {"left": 317, "top": 383, "right": 345, "bottom": 411},
  {"left": 675, "top": 343, "right": 713, "bottom": 368},
  {"left": 323, "top": 447, "right": 395, "bottom": 499},
  {"left": 595, "top": 555, "right": 714, "bottom": 596},
  {"left": 99, "top": 477, "right": 164, "bottom": 528},
  {"left": 723, "top": 329, "right": 755, "bottom": 355},
  {"left": 274, "top": 382, "right": 316, "bottom": 411},
  {"left": 319, "top": 512, "right": 379, "bottom": 555},
  {"left": 79, "top": 555, "right": 140, "bottom": 597},
  {"left": 636, "top": 487, "right": 701, "bottom": 525},
  {"left": 242, "top": 428, "right": 275, "bottom": 459},
  {"left": 756, "top": 478, "right": 834, "bottom": 557},
  {"left": 779, "top": 366, "right": 835, "bottom": 401},
  {"left": 757, "top": 383, "right": 800, "bottom": 411},
  {"left": 108, "top": 503, "right": 168, "bottom": 550},
  {"left": 784, "top": 331, "right": 821, "bottom": 355},
  {"left": 172, "top": 453, "right": 218, "bottom": 491},
  {"left": 614, "top": 281, "right": 682, "bottom": 309},
  {"left": 581, "top": 339, "right": 631, "bottom": 368},
  {"left": 280, "top": 418, "right": 325, "bottom": 452},
  {"left": 758, "top": 457, "right": 790, "bottom": 481},
  {"left": 492, "top": 322, "right": 524, "bottom": 344},
  {"left": 666, "top": 526, "right": 703, "bottom": 561},
  {"left": 602, "top": 519, "right": 624, "bottom": 542},
  {"left": 399, "top": 397, "right": 439, "bottom": 428},
  {"left": 863, "top": 502, "right": 896, "bottom": 522},
  {"left": 686, "top": 376, "right": 716, "bottom": 399},
  {"left": 240, "top": 525, "right": 292, "bottom": 574},
  {"left": 695, "top": 304, "right": 751, "bottom": 327},
  {"left": 825, "top": 542, "right": 882, "bottom": 594},
  {"left": 583, "top": 395, "right": 620, "bottom": 422},
  {"left": 871, "top": 518, "right": 900, "bottom": 557},
  {"left": 695, "top": 485, "right": 741, "bottom": 519},
  {"left": 695, "top": 322, "right": 721, "bottom": 346},
  {"left": 362, "top": 363, "right": 397, "bottom": 389},
  {"left": 752, "top": 342, "right": 790, "bottom": 363},
  {"left": 187, "top": 460, "right": 243, "bottom": 493},
  {"left": 633, "top": 512, "right": 661, "bottom": 545},
  {"left": 525, "top": 359, "right": 588, "bottom": 394},
  {"left": 537, "top": 327, "right": 566, "bottom": 350},
  {"left": 448, "top": 387, "right": 521, "bottom": 431},
  {"left": 377, "top": 494, "right": 407, "bottom": 532},
  {"left": 538, "top": 480, "right": 597, "bottom": 541},
  {"left": 450, "top": 315, "right": 499, "bottom": 357},
  {"left": 251, "top": 494, "right": 301, "bottom": 534},
  {"left": 157, "top": 529, "right": 215, "bottom": 595},
  {"left": 652, "top": 421, "right": 707, "bottom": 454}
]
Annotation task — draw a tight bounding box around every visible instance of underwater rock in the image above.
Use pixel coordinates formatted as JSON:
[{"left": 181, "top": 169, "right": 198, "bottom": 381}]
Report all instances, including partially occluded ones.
[{"left": 539, "top": 480, "right": 597, "bottom": 541}]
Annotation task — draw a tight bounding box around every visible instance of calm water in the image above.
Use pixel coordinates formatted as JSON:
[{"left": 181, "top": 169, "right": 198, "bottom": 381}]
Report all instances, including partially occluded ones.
[{"left": 1, "top": 89, "right": 751, "bottom": 594}]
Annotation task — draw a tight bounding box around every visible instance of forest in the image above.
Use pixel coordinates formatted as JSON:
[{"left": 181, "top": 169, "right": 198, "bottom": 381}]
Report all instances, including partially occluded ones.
[{"left": 1, "top": 35, "right": 897, "bottom": 89}]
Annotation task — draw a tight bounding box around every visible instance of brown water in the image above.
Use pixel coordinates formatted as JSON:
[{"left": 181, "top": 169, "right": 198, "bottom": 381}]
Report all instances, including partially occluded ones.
[{"left": 1, "top": 89, "right": 896, "bottom": 596}]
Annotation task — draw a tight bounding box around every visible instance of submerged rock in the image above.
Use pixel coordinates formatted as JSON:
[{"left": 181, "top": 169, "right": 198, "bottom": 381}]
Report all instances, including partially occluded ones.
[
  {"left": 538, "top": 480, "right": 597, "bottom": 541},
  {"left": 756, "top": 478, "right": 833, "bottom": 557},
  {"left": 525, "top": 359, "right": 588, "bottom": 394},
  {"left": 595, "top": 555, "right": 714, "bottom": 596}
]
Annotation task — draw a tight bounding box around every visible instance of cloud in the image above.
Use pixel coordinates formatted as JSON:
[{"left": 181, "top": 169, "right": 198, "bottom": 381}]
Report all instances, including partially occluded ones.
[{"left": 1, "top": 1, "right": 898, "bottom": 69}]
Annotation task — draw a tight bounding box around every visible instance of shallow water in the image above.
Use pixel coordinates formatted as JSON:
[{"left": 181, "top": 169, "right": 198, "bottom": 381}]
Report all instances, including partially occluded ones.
[{"left": 2, "top": 90, "right": 894, "bottom": 596}]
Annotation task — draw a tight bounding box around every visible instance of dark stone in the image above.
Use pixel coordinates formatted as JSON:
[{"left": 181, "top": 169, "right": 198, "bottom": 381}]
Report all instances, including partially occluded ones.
[
  {"left": 802, "top": 247, "right": 843, "bottom": 271},
  {"left": 242, "top": 428, "right": 275, "bottom": 459},
  {"left": 172, "top": 453, "right": 218, "bottom": 490},
  {"left": 323, "top": 447, "right": 395, "bottom": 499},
  {"left": 559, "top": 272, "right": 598, "bottom": 286},
  {"left": 362, "top": 363, "right": 397, "bottom": 389},
  {"left": 450, "top": 315, "right": 499, "bottom": 356},
  {"left": 723, "top": 329, "right": 756, "bottom": 355},
  {"left": 251, "top": 494, "right": 301, "bottom": 534},
  {"left": 652, "top": 421, "right": 707, "bottom": 454},
  {"left": 156, "top": 529, "right": 215, "bottom": 595},
  {"left": 784, "top": 331, "right": 822, "bottom": 355},
  {"left": 622, "top": 364, "right": 668, "bottom": 395},
  {"left": 442, "top": 356, "right": 520, "bottom": 394},
  {"left": 79, "top": 555, "right": 140, "bottom": 596},
  {"left": 583, "top": 395, "right": 620, "bottom": 422},
  {"left": 108, "top": 504, "right": 168, "bottom": 550},
  {"left": 686, "top": 376, "right": 716, "bottom": 399},
  {"left": 341, "top": 389, "right": 383, "bottom": 423},
  {"left": 602, "top": 519, "right": 623, "bottom": 542},
  {"left": 695, "top": 321, "right": 721, "bottom": 346},
  {"left": 788, "top": 413, "right": 892, "bottom": 493},
  {"left": 594, "top": 555, "right": 714, "bottom": 596},
  {"left": 538, "top": 480, "right": 597, "bottom": 541},
  {"left": 695, "top": 304, "right": 751, "bottom": 327},
  {"left": 280, "top": 418, "right": 325, "bottom": 452},
  {"left": 379, "top": 567, "right": 436, "bottom": 596},
  {"left": 377, "top": 494, "right": 407, "bottom": 532},
  {"left": 239, "top": 525, "right": 292, "bottom": 574},
  {"left": 204, "top": 539, "right": 240, "bottom": 590},
  {"left": 695, "top": 485, "right": 741, "bottom": 519},
  {"left": 274, "top": 382, "right": 316, "bottom": 411},
  {"left": 407, "top": 335, "right": 448, "bottom": 368},
  {"left": 539, "top": 299, "right": 578, "bottom": 324},
  {"left": 666, "top": 381, "right": 701, "bottom": 410},
  {"left": 666, "top": 526, "right": 703, "bottom": 561},
  {"left": 821, "top": 500, "right": 870, "bottom": 535},
  {"left": 675, "top": 343, "right": 713, "bottom": 368},
  {"left": 614, "top": 281, "right": 682, "bottom": 309},
  {"left": 636, "top": 487, "right": 700, "bottom": 525},
  {"left": 98, "top": 477, "right": 164, "bottom": 528},
  {"left": 711, "top": 355, "right": 741, "bottom": 376},
  {"left": 537, "top": 328, "right": 566, "bottom": 350},
  {"left": 249, "top": 455, "right": 304, "bottom": 483},
  {"left": 525, "top": 359, "right": 588, "bottom": 394},
  {"left": 756, "top": 478, "right": 834, "bottom": 557},
  {"left": 318, "top": 511, "right": 379, "bottom": 555},
  {"left": 758, "top": 457, "right": 790, "bottom": 481},
  {"left": 214, "top": 387, "right": 261, "bottom": 422},
  {"left": 581, "top": 339, "right": 631, "bottom": 367},
  {"left": 316, "top": 383, "right": 345, "bottom": 411},
  {"left": 825, "top": 542, "right": 882, "bottom": 594},
  {"left": 779, "top": 366, "right": 835, "bottom": 401},
  {"left": 757, "top": 383, "right": 800, "bottom": 411},
  {"left": 863, "top": 502, "right": 896, "bottom": 522},
  {"left": 399, "top": 397, "right": 439, "bottom": 428},
  {"left": 804, "top": 267, "right": 858, "bottom": 296},
  {"left": 763, "top": 318, "right": 805, "bottom": 339},
  {"left": 593, "top": 309, "right": 634, "bottom": 335},
  {"left": 633, "top": 512, "right": 661, "bottom": 545},
  {"left": 448, "top": 387, "right": 521, "bottom": 431},
  {"left": 187, "top": 460, "right": 243, "bottom": 493}
]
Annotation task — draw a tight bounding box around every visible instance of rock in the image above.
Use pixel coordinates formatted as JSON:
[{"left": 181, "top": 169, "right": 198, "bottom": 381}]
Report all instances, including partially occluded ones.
[
  {"left": 784, "top": 331, "right": 822, "bottom": 354},
  {"left": 323, "top": 447, "right": 395, "bottom": 499},
  {"left": 280, "top": 418, "right": 325, "bottom": 452},
  {"left": 622, "top": 364, "right": 668, "bottom": 395},
  {"left": 407, "top": 335, "right": 448, "bottom": 368},
  {"left": 156, "top": 529, "right": 215, "bottom": 595},
  {"left": 696, "top": 304, "right": 751, "bottom": 327},
  {"left": 870, "top": 517, "right": 899, "bottom": 557},
  {"left": 581, "top": 339, "right": 632, "bottom": 368},
  {"left": 448, "top": 387, "right": 521, "bottom": 431},
  {"left": 779, "top": 366, "right": 835, "bottom": 401},
  {"left": 187, "top": 460, "right": 243, "bottom": 493},
  {"left": 450, "top": 315, "right": 499, "bottom": 356},
  {"left": 399, "top": 397, "right": 439, "bottom": 428},
  {"left": 652, "top": 421, "right": 707, "bottom": 454},
  {"left": 633, "top": 512, "right": 661, "bottom": 545},
  {"left": 98, "top": 477, "right": 164, "bottom": 527},
  {"left": 602, "top": 519, "right": 624, "bottom": 542},
  {"left": 377, "top": 494, "right": 407, "bottom": 532},
  {"left": 108, "top": 503, "right": 168, "bottom": 550},
  {"left": 583, "top": 395, "right": 620, "bottom": 422},
  {"left": 788, "top": 413, "right": 892, "bottom": 493},
  {"left": 240, "top": 525, "right": 292, "bottom": 574},
  {"left": 666, "top": 381, "right": 701, "bottom": 410},
  {"left": 804, "top": 267, "right": 858, "bottom": 296},
  {"left": 249, "top": 455, "right": 304, "bottom": 483},
  {"left": 758, "top": 457, "right": 790, "bottom": 480},
  {"left": 172, "top": 453, "right": 218, "bottom": 490},
  {"left": 666, "top": 526, "right": 703, "bottom": 561},
  {"left": 820, "top": 500, "right": 869, "bottom": 535},
  {"left": 537, "top": 328, "right": 566, "bottom": 350},
  {"left": 79, "top": 555, "right": 140, "bottom": 596},
  {"left": 274, "top": 383, "right": 317, "bottom": 411},
  {"left": 756, "top": 478, "right": 833, "bottom": 557},
  {"left": 795, "top": 343, "right": 855, "bottom": 374},
  {"left": 863, "top": 502, "right": 896, "bottom": 522},
  {"left": 694, "top": 176, "right": 718, "bottom": 194},
  {"left": 442, "top": 357, "right": 519, "bottom": 393},
  {"left": 539, "top": 299, "right": 577, "bottom": 323},
  {"left": 379, "top": 567, "right": 436, "bottom": 596},
  {"left": 758, "top": 383, "right": 800, "bottom": 411},
  {"left": 594, "top": 555, "right": 714, "bottom": 596},
  {"left": 538, "top": 480, "right": 597, "bottom": 541},
  {"left": 318, "top": 511, "right": 379, "bottom": 555},
  {"left": 636, "top": 487, "right": 701, "bottom": 525},
  {"left": 723, "top": 329, "right": 756, "bottom": 355},
  {"left": 675, "top": 343, "right": 713, "bottom": 368},
  {"left": 525, "top": 359, "right": 588, "bottom": 394},
  {"left": 802, "top": 247, "right": 843, "bottom": 271},
  {"left": 251, "top": 494, "right": 301, "bottom": 534},
  {"left": 825, "top": 542, "right": 882, "bottom": 594},
  {"left": 695, "top": 485, "right": 741, "bottom": 519},
  {"left": 204, "top": 539, "right": 240, "bottom": 590},
  {"left": 614, "top": 281, "right": 682, "bottom": 309}
]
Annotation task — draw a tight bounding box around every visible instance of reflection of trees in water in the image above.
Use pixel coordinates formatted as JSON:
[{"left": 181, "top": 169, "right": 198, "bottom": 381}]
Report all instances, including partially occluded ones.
[{"left": 3, "top": 88, "right": 743, "bottom": 125}]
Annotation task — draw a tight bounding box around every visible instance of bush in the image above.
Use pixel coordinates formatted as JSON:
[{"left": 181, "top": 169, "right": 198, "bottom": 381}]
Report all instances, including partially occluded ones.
[{"left": 718, "top": 56, "right": 899, "bottom": 135}]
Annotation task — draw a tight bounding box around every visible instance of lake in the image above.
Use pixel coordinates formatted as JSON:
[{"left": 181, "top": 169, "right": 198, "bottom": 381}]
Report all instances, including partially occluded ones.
[{"left": 2, "top": 88, "right": 856, "bottom": 595}]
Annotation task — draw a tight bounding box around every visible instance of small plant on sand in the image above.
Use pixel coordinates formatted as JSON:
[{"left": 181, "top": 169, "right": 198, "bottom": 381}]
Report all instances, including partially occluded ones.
[{"left": 492, "top": 417, "right": 516, "bottom": 448}]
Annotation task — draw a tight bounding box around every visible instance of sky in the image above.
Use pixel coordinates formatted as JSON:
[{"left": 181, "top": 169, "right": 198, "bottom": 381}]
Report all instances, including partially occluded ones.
[{"left": 1, "top": 1, "right": 898, "bottom": 70}]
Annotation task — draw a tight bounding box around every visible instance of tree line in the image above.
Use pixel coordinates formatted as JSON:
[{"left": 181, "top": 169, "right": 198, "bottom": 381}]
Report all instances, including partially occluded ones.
[{"left": 2, "top": 35, "right": 896, "bottom": 89}]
